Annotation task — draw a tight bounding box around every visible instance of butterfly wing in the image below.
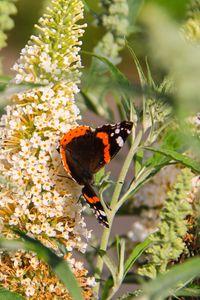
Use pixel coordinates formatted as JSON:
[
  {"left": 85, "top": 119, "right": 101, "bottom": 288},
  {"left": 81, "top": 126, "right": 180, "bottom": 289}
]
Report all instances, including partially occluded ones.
[
  {"left": 82, "top": 184, "right": 109, "bottom": 227},
  {"left": 60, "top": 121, "right": 133, "bottom": 183},
  {"left": 93, "top": 121, "right": 133, "bottom": 172},
  {"left": 59, "top": 121, "right": 133, "bottom": 228},
  {"left": 60, "top": 126, "right": 105, "bottom": 185}
]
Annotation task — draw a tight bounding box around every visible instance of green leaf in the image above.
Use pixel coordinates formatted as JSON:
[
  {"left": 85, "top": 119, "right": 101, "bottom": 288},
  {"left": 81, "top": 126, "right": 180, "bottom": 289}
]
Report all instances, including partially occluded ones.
[
  {"left": 127, "top": 0, "right": 144, "bottom": 34},
  {"left": 117, "top": 239, "right": 125, "bottom": 282},
  {"left": 0, "top": 231, "right": 83, "bottom": 300},
  {"left": 116, "top": 236, "right": 121, "bottom": 260},
  {"left": 0, "top": 75, "right": 11, "bottom": 92},
  {"left": 80, "top": 90, "right": 99, "bottom": 115},
  {"left": 101, "top": 277, "right": 114, "bottom": 300},
  {"left": 0, "top": 288, "right": 25, "bottom": 300},
  {"left": 124, "top": 238, "right": 151, "bottom": 279},
  {"left": 175, "top": 288, "right": 200, "bottom": 297},
  {"left": 144, "top": 129, "right": 187, "bottom": 170},
  {"left": 99, "top": 251, "right": 118, "bottom": 284},
  {"left": 82, "top": 51, "right": 132, "bottom": 118},
  {"left": 126, "top": 44, "right": 146, "bottom": 88},
  {"left": 141, "top": 257, "right": 200, "bottom": 299},
  {"left": 144, "top": 146, "right": 200, "bottom": 173},
  {"left": 135, "top": 149, "right": 144, "bottom": 177},
  {"left": 95, "top": 168, "right": 106, "bottom": 185}
]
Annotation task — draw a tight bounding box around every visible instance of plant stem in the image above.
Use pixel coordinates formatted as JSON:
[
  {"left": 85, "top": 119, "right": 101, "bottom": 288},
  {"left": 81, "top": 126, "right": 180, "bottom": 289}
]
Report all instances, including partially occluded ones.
[
  {"left": 116, "top": 168, "right": 153, "bottom": 211},
  {"left": 94, "top": 130, "right": 142, "bottom": 296}
]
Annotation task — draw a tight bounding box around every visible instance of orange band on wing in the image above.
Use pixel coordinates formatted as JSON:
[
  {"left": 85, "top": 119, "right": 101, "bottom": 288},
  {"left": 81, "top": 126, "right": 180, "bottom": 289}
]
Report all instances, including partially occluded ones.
[
  {"left": 60, "top": 126, "right": 90, "bottom": 147},
  {"left": 83, "top": 193, "right": 100, "bottom": 204},
  {"left": 60, "top": 126, "right": 90, "bottom": 175},
  {"left": 96, "top": 132, "right": 110, "bottom": 163},
  {"left": 60, "top": 147, "right": 71, "bottom": 175}
]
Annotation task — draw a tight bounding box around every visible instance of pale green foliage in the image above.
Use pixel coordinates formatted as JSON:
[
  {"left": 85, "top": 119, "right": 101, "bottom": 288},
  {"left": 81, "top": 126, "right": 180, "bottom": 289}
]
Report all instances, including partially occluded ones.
[
  {"left": 138, "top": 169, "right": 193, "bottom": 279},
  {"left": 143, "top": 79, "right": 172, "bottom": 144},
  {"left": 187, "top": 0, "right": 200, "bottom": 18},
  {"left": 141, "top": 5, "right": 200, "bottom": 114},
  {"left": 94, "top": 0, "right": 129, "bottom": 65},
  {"left": 183, "top": 0, "right": 200, "bottom": 41}
]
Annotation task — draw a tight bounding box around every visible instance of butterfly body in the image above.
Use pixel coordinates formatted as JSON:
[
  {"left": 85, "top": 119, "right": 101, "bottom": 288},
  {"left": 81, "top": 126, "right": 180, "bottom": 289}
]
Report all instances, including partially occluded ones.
[{"left": 59, "top": 121, "right": 133, "bottom": 227}]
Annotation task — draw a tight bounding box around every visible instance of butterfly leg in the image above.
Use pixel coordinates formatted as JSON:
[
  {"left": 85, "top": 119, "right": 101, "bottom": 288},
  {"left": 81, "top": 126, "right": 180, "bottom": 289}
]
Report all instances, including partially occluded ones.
[{"left": 56, "top": 173, "right": 73, "bottom": 181}]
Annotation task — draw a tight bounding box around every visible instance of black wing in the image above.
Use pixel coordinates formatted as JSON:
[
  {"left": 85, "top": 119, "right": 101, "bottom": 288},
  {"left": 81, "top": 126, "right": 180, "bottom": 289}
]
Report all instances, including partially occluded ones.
[
  {"left": 65, "top": 128, "right": 105, "bottom": 185},
  {"left": 95, "top": 121, "right": 133, "bottom": 160},
  {"left": 65, "top": 121, "right": 133, "bottom": 185},
  {"left": 82, "top": 184, "right": 109, "bottom": 227}
]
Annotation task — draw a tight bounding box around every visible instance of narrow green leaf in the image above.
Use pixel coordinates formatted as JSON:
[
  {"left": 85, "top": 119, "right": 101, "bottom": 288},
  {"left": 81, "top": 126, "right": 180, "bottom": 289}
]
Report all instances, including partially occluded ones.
[
  {"left": 0, "top": 75, "right": 12, "bottom": 82},
  {"left": 144, "top": 146, "right": 200, "bottom": 173},
  {"left": 90, "top": 54, "right": 129, "bottom": 86},
  {"left": 0, "top": 75, "right": 12, "bottom": 92},
  {"left": 99, "top": 250, "right": 118, "bottom": 284},
  {"left": 95, "top": 168, "right": 105, "bottom": 185},
  {"left": 101, "top": 277, "right": 114, "bottom": 300},
  {"left": 116, "top": 236, "right": 121, "bottom": 260},
  {"left": 145, "top": 57, "right": 156, "bottom": 89},
  {"left": 135, "top": 149, "right": 144, "bottom": 177},
  {"left": 117, "top": 239, "right": 125, "bottom": 282},
  {"left": 141, "top": 257, "right": 200, "bottom": 299},
  {"left": 124, "top": 238, "right": 151, "bottom": 279},
  {"left": 144, "top": 129, "right": 188, "bottom": 170},
  {"left": 0, "top": 231, "right": 83, "bottom": 300},
  {"left": 0, "top": 288, "right": 25, "bottom": 300},
  {"left": 82, "top": 51, "right": 132, "bottom": 117},
  {"left": 128, "top": 0, "right": 144, "bottom": 33},
  {"left": 80, "top": 90, "right": 99, "bottom": 115},
  {"left": 175, "top": 288, "right": 200, "bottom": 297},
  {"left": 126, "top": 44, "right": 146, "bottom": 88}
]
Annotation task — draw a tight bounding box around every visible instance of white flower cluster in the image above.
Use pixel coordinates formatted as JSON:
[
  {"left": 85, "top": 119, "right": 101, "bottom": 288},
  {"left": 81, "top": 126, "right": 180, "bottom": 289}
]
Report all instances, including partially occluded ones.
[
  {"left": 0, "top": 249, "right": 94, "bottom": 299},
  {"left": 0, "top": 0, "right": 96, "bottom": 297},
  {"left": 94, "top": 0, "right": 129, "bottom": 64},
  {"left": 0, "top": 82, "right": 91, "bottom": 252},
  {"left": 12, "top": 0, "right": 86, "bottom": 85}
]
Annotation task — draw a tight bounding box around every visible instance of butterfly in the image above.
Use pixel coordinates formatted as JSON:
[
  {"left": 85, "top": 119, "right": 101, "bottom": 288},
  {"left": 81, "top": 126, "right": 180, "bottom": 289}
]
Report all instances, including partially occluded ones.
[{"left": 59, "top": 121, "right": 133, "bottom": 227}]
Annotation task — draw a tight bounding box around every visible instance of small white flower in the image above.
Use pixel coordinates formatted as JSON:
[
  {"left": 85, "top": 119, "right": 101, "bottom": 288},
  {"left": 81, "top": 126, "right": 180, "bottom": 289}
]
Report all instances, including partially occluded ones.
[
  {"left": 28, "top": 214, "right": 36, "bottom": 221},
  {"left": 15, "top": 74, "right": 23, "bottom": 84},
  {"left": 40, "top": 86, "right": 55, "bottom": 101},
  {"left": 56, "top": 222, "right": 64, "bottom": 232},
  {"left": 46, "top": 208, "right": 56, "bottom": 217},
  {"left": 30, "top": 257, "right": 39, "bottom": 269},
  {"left": 46, "top": 227, "right": 56, "bottom": 237},
  {"left": 16, "top": 269, "right": 24, "bottom": 277},
  {"left": 42, "top": 192, "right": 52, "bottom": 205},
  {"left": 31, "top": 185, "right": 42, "bottom": 195},
  {"left": 9, "top": 216, "right": 19, "bottom": 226},
  {"left": 31, "top": 224, "right": 42, "bottom": 234},
  {"left": 14, "top": 207, "right": 24, "bottom": 217},
  {"left": 32, "top": 196, "right": 42, "bottom": 206},
  {"left": 87, "top": 277, "right": 96, "bottom": 287},
  {"left": 41, "top": 222, "right": 50, "bottom": 231},
  {"left": 25, "top": 286, "right": 35, "bottom": 297}
]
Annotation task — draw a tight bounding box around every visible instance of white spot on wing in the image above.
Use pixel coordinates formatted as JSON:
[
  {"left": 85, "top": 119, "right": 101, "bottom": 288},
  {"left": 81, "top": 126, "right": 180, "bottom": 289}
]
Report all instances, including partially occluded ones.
[
  {"left": 115, "top": 128, "right": 120, "bottom": 134},
  {"left": 116, "top": 136, "right": 124, "bottom": 147}
]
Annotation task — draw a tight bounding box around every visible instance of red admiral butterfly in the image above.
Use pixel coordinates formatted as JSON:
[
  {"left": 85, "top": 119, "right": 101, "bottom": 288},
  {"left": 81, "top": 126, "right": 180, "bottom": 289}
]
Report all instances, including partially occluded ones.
[{"left": 59, "top": 121, "right": 133, "bottom": 227}]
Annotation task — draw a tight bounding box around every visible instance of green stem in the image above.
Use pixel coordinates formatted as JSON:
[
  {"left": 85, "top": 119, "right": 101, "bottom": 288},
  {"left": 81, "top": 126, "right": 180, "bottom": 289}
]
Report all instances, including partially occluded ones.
[
  {"left": 94, "top": 130, "right": 142, "bottom": 296},
  {"left": 116, "top": 168, "right": 153, "bottom": 211}
]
